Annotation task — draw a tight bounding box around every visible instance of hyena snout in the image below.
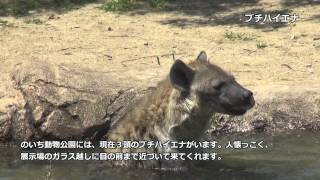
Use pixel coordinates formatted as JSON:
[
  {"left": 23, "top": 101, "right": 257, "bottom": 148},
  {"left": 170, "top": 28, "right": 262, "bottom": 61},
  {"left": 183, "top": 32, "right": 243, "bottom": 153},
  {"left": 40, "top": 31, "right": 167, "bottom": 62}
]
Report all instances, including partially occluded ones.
[
  {"left": 242, "top": 89, "right": 253, "bottom": 99},
  {"left": 240, "top": 88, "right": 255, "bottom": 108},
  {"left": 225, "top": 85, "right": 255, "bottom": 115}
]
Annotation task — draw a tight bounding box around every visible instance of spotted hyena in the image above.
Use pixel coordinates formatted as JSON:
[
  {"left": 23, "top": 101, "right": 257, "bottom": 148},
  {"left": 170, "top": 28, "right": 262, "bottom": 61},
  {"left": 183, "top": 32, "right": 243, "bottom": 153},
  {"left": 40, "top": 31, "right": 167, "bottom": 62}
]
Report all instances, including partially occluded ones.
[{"left": 104, "top": 51, "right": 255, "bottom": 170}]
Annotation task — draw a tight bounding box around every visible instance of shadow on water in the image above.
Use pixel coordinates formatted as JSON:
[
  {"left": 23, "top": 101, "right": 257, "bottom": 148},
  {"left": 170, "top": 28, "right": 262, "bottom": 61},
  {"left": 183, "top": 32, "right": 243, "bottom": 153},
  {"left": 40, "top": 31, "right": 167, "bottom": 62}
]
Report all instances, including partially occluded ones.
[{"left": 89, "top": 162, "right": 274, "bottom": 180}]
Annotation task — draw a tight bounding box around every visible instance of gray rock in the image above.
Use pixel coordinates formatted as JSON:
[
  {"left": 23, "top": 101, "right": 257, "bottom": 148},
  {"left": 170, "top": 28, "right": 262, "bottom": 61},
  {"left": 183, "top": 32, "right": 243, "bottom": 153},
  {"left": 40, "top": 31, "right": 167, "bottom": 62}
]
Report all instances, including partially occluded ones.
[{"left": 0, "top": 61, "right": 146, "bottom": 141}]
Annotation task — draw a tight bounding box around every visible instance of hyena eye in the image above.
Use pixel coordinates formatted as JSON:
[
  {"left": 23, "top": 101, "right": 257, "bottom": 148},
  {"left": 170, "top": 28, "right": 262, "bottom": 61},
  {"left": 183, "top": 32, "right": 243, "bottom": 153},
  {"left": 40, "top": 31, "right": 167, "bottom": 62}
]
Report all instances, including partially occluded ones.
[{"left": 212, "top": 82, "right": 225, "bottom": 91}]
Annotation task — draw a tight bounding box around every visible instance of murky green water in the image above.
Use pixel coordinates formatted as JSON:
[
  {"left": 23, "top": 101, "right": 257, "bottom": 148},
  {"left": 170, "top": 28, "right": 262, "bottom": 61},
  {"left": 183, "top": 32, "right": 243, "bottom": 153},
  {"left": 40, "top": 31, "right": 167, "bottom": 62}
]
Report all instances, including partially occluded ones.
[{"left": 1, "top": 131, "right": 320, "bottom": 180}]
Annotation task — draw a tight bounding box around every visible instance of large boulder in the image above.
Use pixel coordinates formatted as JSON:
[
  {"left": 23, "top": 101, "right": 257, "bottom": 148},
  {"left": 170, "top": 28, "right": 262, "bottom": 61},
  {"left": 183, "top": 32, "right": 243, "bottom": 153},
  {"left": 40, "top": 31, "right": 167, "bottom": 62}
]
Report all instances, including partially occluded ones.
[{"left": 0, "top": 61, "right": 147, "bottom": 141}]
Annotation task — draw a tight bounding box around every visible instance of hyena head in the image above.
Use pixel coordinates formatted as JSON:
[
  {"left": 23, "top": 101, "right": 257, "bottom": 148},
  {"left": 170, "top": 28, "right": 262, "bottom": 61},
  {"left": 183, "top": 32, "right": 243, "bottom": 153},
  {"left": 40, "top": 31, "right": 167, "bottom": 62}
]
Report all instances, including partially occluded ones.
[{"left": 170, "top": 51, "right": 255, "bottom": 116}]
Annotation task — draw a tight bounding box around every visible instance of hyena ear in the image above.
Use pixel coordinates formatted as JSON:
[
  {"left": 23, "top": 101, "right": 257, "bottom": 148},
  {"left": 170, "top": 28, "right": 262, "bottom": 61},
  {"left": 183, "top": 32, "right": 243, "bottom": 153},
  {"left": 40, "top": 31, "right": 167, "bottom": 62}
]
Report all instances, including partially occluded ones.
[
  {"left": 170, "top": 60, "right": 194, "bottom": 92},
  {"left": 196, "top": 51, "right": 209, "bottom": 64}
]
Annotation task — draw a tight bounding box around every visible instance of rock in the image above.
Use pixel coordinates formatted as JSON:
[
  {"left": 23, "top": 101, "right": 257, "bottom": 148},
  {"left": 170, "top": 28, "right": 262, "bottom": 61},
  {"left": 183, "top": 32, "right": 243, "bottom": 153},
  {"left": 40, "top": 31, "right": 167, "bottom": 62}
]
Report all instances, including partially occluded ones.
[
  {"left": 0, "top": 61, "right": 146, "bottom": 142},
  {"left": 0, "top": 112, "right": 12, "bottom": 141}
]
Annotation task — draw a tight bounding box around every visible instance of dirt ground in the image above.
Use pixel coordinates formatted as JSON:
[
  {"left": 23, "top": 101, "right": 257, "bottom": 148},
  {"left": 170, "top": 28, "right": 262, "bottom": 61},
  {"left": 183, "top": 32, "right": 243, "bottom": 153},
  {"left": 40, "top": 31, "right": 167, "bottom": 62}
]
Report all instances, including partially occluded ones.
[{"left": 0, "top": 0, "right": 319, "bottom": 113}]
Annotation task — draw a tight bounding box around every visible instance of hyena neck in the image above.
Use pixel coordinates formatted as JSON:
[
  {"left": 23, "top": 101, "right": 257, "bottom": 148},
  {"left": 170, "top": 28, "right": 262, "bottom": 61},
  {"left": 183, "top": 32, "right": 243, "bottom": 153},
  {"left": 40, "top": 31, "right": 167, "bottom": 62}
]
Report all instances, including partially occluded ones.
[{"left": 155, "top": 91, "right": 214, "bottom": 142}]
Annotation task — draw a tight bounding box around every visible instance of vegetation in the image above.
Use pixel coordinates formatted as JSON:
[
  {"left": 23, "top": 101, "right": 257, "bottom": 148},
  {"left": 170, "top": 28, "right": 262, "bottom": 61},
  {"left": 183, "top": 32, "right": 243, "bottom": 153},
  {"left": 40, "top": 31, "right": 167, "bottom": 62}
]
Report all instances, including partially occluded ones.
[
  {"left": 100, "top": 0, "right": 133, "bottom": 11},
  {"left": 223, "top": 31, "right": 269, "bottom": 49},
  {"left": 0, "top": 19, "right": 13, "bottom": 27},
  {"left": 256, "top": 41, "right": 268, "bottom": 49},
  {"left": 314, "top": 42, "right": 320, "bottom": 49},
  {"left": 0, "top": 0, "right": 96, "bottom": 16},
  {"left": 24, "top": 17, "right": 44, "bottom": 24},
  {"left": 149, "top": 0, "right": 166, "bottom": 8},
  {"left": 224, "top": 31, "right": 256, "bottom": 41},
  {"left": 100, "top": 0, "right": 167, "bottom": 12},
  {"left": 0, "top": 0, "right": 168, "bottom": 16}
]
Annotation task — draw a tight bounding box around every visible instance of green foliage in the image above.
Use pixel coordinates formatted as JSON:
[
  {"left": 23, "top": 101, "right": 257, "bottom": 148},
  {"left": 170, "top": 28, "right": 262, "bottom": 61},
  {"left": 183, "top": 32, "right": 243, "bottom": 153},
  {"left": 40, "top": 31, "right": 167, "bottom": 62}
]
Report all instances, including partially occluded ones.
[
  {"left": 256, "top": 41, "right": 268, "bottom": 49},
  {"left": 100, "top": 0, "right": 167, "bottom": 12},
  {"left": 1, "top": 0, "right": 39, "bottom": 16},
  {"left": 100, "top": 0, "right": 134, "bottom": 12},
  {"left": 313, "top": 42, "right": 320, "bottom": 49},
  {"left": 0, "top": 0, "right": 167, "bottom": 15},
  {"left": 223, "top": 31, "right": 268, "bottom": 49},
  {"left": 24, "top": 18, "right": 44, "bottom": 24},
  {"left": 149, "top": 0, "right": 167, "bottom": 8},
  {"left": 0, "top": 0, "right": 96, "bottom": 16},
  {"left": 224, "top": 31, "right": 256, "bottom": 41},
  {"left": 0, "top": 19, "right": 7, "bottom": 25},
  {"left": 0, "top": 19, "right": 13, "bottom": 27}
]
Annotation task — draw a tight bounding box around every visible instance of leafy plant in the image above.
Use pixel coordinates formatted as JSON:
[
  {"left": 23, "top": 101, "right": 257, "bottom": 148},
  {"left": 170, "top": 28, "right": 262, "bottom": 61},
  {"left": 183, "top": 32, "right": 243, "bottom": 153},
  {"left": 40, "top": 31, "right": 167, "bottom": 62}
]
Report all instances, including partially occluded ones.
[
  {"left": 256, "top": 41, "right": 268, "bottom": 49},
  {"left": 9, "top": 0, "right": 39, "bottom": 16},
  {"left": 25, "top": 18, "right": 44, "bottom": 25},
  {"left": 100, "top": 0, "right": 134, "bottom": 12},
  {"left": 0, "top": 0, "right": 96, "bottom": 16},
  {"left": 313, "top": 42, "right": 320, "bottom": 48},
  {"left": 224, "top": 31, "right": 255, "bottom": 41},
  {"left": 149, "top": 0, "right": 166, "bottom": 8},
  {"left": 0, "top": 19, "right": 13, "bottom": 27}
]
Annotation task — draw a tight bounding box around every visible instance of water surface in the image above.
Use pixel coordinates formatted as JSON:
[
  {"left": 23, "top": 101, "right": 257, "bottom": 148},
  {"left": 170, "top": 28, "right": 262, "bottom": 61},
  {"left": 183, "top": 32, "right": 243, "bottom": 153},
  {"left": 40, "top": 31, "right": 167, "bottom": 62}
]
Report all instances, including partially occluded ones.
[{"left": 1, "top": 131, "right": 319, "bottom": 180}]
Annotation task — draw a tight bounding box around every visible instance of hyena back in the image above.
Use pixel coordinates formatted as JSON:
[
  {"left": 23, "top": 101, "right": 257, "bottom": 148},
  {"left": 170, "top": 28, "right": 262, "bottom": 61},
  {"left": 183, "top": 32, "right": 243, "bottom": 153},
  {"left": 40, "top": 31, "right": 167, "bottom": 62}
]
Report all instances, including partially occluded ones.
[{"left": 105, "top": 51, "right": 255, "bottom": 169}]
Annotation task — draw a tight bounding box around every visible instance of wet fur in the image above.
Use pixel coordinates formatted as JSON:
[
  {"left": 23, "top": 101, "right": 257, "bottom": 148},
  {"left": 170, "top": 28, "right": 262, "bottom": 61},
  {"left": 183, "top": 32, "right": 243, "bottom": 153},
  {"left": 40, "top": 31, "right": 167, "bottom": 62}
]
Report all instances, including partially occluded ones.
[{"left": 104, "top": 51, "right": 254, "bottom": 169}]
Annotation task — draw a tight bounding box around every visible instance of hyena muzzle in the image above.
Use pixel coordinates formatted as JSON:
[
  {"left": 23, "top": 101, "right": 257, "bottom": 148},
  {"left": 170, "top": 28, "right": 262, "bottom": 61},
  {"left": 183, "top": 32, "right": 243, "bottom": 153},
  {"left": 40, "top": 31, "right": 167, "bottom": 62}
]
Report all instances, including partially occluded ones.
[{"left": 102, "top": 51, "right": 255, "bottom": 170}]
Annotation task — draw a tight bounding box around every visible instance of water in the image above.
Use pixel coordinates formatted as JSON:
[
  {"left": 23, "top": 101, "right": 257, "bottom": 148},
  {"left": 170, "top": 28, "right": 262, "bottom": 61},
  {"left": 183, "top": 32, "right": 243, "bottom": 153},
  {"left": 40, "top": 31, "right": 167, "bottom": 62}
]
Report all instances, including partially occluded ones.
[{"left": 1, "top": 131, "right": 319, "bottom": 180}]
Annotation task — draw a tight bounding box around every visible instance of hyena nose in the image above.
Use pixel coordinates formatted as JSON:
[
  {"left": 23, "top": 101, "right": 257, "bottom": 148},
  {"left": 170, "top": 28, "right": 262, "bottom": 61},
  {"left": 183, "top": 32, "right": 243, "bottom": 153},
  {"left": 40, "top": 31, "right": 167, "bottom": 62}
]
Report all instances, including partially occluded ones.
[
  {"left": 243, "top": 90, "right": 253, "bottom": 99},
  {"left": 243, "top": 90, "right": 255, "bottom": 107}
]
